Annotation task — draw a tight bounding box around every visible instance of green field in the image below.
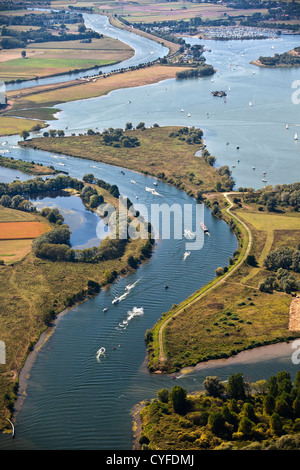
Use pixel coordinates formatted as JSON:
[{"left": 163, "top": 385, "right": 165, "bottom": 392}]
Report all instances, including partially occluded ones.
[
  {"left": 0, "top": 116, "right": 45, "bottom": 137},
  {"left": 0, "top": 57, "right": 117, "bottom": 82}
]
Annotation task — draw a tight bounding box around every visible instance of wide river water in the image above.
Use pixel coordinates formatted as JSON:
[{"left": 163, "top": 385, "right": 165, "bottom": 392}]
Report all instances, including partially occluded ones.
[{"left": 0, "top": 13, "right": 300, "bottom": 449}]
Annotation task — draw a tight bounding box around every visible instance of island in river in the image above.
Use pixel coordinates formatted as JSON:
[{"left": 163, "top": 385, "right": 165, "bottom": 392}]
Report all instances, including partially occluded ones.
[
  {"left": 251, "top": 46, "right": 300, "bottom": 68},
  {"left": 0, "top": 155, "right": 61, "bottom": 176}
]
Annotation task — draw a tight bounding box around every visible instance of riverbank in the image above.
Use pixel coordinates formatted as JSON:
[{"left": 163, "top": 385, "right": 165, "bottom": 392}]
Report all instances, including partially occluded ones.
[
  {"left": 0, "top": 116, "right": 46, "bottom": 137},
  {"left": 146, "top": 190, "right": 300, "bottom": 374},
  {"left": 0, "top": 176, "right": 153, "bottom": 431},
  {"left": 6, "top": 65, "right": 190, "bottom": 122}
]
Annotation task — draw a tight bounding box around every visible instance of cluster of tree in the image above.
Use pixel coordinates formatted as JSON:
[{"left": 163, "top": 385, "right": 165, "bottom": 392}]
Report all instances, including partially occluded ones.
[
  {"left": 82, "top": 174, "right": 120, "bottom": 199},
  {"left": 0, "top": 175, "right": 84, "bottom": 199},
  {"left": 0, "top": 11, "right": 82, "bottom": 27},
  {"left": 0, "top": 24, "right": 101, "bottom": 49},
  {"left": 259, "top": 269, "right": 300, "bottom": 294},
  {"left": 243, "top": 183, "right": 300, "bottom": 212},
  {"left": 169, "top": 126, "right": 203, "bottom": 144},
  {"left": 259, "top": 51, "right": 300, "bottom": 67},
  {"left": 100, "top": 127, "right": 140, "bottom": 148},
  {"left": 80, "top": 185, "right": 104, "bottom": 208},
  {"left": 40, "top": 207, "right": 64, "bottom": 225},
  {"left": 0, "top": 193, "right": 34, "bottom": 212},
  {"left": 259, "top": 245, "right": 300, "bottom": 293},
  {"left": 41, "top": 129, "right": 66, "bottom": 138},
  {"left": 264, "top": 246, "right": 300, "bottom": 273},
  {"left": 176, "top": 64, "right": 215, "bottom": 79},
  {"left": 32, "top": 226, "right": 73, "bottom": 261},
  {"left": 141, "top": 371, "right": 300, "bottom": 450}
]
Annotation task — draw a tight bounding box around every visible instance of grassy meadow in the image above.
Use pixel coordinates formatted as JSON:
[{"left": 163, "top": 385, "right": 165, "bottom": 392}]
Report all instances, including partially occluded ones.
[
  {"left": 20, "top": 126, "right": 225, "bottom": 196},
  {"left": 0, "top": 116, "right": 46, "bottom": 137}
]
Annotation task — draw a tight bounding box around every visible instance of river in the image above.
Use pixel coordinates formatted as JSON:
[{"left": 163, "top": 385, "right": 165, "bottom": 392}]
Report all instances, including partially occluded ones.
[
  {"left": 0, "top": 13, "right": 300, "bottom": 450},
  {"left": 5, "top": 13, "right": 169, "bottom": 92}
]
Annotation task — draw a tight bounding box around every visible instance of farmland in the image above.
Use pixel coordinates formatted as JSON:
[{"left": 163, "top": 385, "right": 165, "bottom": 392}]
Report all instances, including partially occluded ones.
[
  {"left": 0, "top": 37, "right": 134, "bottom": 83},
  {"left": 0, "top": 206, "right": 50, "bottom": 263}
]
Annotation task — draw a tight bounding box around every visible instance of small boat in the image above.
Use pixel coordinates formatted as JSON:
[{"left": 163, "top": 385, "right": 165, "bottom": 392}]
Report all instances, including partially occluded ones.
[
  {"left": 183, "top": 251, "right": 191, "bottom": 260},
  {"left": 252, "top": 167, "right": 256, "bottom": 170},
  {"left": 96, "top": 347, "right": 105, "bottom": 356},
  {"left": 181, "top": 109, "right": 184, "bottom": 113},
  {"left": 131, "top": 180, "right": 136, "bottom": 184},
  {"left": 232, "top": 165, "right": 236, "bottom": 168},
  {"left": 103, "top": 308, "right": 108, "bottom": 312},
  {"left": 153, "top": 182, "right": 157, "bottom": 186},
  {"left": 262, "top": 178, "right": 267, "bottom": 183},
  {"left": 187, "top": 113, "right": 191, "bottom": 118},
  {"left": 249, "top": 101, "right": 252, "bottom": 107},
  {"left": 1, "top": 141, "right": 7, "bottom": 146},
  {"left": 286, "top": 124, "right": 289, "bottom": 129},
  {"left": 294, "top": 133, "right": 298, "bottom": 141},
  {"left": 112, "top": 298, "right": 120, "bottom": 305},
  {"left": 136, "top": 195, "right": 139, "bottom": 199},
  {"left": 228, "top": 86, "right": 231, "bottom": 92},
  {"left": 236, "top": 146, "right": 240, "bottom": 150},
  {"left": 200, "top": 222, "right": 209, "bottom": 234},
  {"left": 165, "top": 285, "right": 168, "bottom": 289}
]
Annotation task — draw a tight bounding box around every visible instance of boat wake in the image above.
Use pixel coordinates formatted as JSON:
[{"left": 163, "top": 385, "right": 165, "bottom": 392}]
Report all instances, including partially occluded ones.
[
  {"left": 145, "top": 186, "right": 161, "bottom": 196},
  {"left": 184, "top": 229, "right": 196, "bottom": 239},
  {"left": 112, "top": 279, "right": 140, "bottom": 304},
  {"left": 118, "top": 307, "right": 144, "bottom": 329},
  {"left": 125, "top": 279, "right": 140, "bottom": 292}
]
